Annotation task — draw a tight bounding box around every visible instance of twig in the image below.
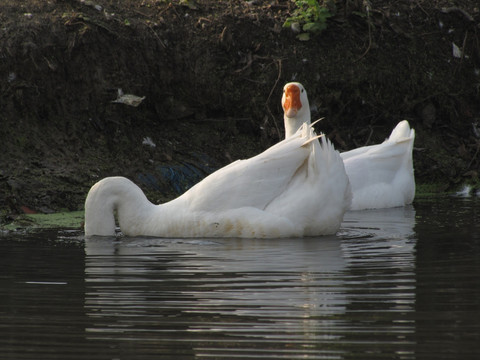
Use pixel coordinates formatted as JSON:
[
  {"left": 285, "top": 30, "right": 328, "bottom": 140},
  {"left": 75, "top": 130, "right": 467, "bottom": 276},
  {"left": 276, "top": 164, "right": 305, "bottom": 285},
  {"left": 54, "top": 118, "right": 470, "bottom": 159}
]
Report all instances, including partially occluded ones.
[
  {"left": 265, "top": 59, "right": 283, "bottom": 138},
  {"left": 234, "top": 54, "right": 273, "bottom": 73},
  {"left": 466, "top": 141, "right": 480, "bottom": 170},
  {"left": 454, "top": 30, "right": 469, "bottom": 74},
  {"left": 234, "top": 52, "right": 253, "bottom": 73},
  {"left": 440, "top": 7, "right": 474, "bottom": 22},
  {"left": 461, "top": 30, "right": 468, "bottom": 61},
  {"left": 133, "top": 9, "right": 151, "bottom": 18},
  {"left": 414, "top": 0, "right": 430, "bottom": 17},
  {"left": 146, "top": 21, "right": 166, "bottom": 49},
  {"left": 364, "top": 126, "right": 374, "bottom": 146},
  {"left": 265, "top": 59, "right": 282, "bottom": 107},
  {"left": 355, "top": 5, "right": 372, "bottom": 62},
  {"left": 229, "top": 0, "right": 235, "bottom": 18},
  {"left": 158, "top": 2, "right": 174, "bottom": 16}
]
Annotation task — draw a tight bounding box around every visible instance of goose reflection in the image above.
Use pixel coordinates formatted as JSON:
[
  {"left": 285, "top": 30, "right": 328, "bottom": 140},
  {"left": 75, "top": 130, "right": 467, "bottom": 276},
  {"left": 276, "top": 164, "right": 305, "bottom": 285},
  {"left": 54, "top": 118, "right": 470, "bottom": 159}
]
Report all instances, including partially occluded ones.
[
  {"left": 339, "top": 205, "right": 417, "bottom": 355},
  {"left": 83, "top": 236, "right": 348, "bottom": 345},
  {"left": 83, "top": 205, "right": 417, "bottom": 358}
]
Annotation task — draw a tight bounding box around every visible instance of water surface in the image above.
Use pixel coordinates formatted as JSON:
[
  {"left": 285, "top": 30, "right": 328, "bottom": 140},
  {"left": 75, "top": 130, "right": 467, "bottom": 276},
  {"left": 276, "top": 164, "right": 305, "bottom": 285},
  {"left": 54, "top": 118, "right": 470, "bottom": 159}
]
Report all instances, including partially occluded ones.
[{"left": 1, "top": 197, "right": 479, "bottom": 359}]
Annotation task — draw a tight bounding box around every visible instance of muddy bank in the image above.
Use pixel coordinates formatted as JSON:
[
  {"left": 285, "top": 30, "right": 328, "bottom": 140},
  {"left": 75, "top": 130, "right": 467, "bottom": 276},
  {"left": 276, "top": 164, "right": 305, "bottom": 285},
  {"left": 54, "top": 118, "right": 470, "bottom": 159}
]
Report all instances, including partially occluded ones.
[{"left": 0, "top": 0, "right": 479, "bottom": 222}]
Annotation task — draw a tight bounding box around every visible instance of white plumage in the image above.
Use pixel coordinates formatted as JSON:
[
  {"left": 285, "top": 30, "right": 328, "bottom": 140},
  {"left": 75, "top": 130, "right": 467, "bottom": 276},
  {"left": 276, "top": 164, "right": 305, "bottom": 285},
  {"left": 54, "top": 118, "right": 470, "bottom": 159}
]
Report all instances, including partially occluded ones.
[
  {"left": 282, "top": 82, "right": 415, "bottom": 210},
  {"left": 84, "top": 123, "right": 351, "bottom": 238}
]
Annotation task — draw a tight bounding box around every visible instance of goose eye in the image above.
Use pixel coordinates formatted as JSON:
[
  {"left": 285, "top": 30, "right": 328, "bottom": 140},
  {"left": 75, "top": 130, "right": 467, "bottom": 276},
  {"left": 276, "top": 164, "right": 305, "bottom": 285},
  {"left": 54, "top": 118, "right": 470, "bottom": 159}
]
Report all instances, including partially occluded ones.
[{"left": 301, "top": 89, "right": 304, "bottom": 93}]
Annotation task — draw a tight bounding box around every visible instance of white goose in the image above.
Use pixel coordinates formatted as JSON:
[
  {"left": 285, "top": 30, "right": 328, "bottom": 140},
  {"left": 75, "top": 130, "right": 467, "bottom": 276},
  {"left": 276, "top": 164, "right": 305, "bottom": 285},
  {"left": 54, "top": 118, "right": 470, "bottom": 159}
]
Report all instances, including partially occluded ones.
[
  {"left": 84, "top": 123, "right": 351, "bottom": 238},
  {"left": 282, "top": 82, "right": 415, "bottom": 211}
]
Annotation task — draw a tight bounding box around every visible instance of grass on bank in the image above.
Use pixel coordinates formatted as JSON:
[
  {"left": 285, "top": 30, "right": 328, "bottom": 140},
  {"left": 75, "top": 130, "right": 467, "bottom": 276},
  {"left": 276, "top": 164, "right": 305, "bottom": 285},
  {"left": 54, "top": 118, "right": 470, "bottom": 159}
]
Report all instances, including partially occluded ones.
[{"left": 1, "top": 211, "right": 84, "bottom": 233}]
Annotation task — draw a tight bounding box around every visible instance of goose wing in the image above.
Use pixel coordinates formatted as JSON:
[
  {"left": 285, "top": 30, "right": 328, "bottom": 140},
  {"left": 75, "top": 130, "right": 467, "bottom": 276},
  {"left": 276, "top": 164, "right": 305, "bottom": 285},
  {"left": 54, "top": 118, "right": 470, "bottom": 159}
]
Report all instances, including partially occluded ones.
[{"left": 183, "top": 128, "right": 312, "bottom": 212}]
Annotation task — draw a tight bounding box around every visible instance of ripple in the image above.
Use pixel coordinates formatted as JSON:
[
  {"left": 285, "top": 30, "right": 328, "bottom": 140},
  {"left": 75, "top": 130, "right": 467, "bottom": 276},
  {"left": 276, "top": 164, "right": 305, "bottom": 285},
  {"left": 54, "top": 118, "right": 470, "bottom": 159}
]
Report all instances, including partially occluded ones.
[{"left": 2, "top": 199, "right": 480, "bottom": 359}]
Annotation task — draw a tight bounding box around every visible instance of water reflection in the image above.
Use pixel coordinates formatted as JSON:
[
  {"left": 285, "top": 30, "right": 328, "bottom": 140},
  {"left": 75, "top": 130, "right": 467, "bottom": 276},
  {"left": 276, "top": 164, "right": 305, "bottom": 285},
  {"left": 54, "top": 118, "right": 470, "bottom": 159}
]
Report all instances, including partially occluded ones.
[
  {"left": 341, "top": 207, "right": 417, "bottom": 358},
  {"left": 0, "top": 233, "right": 88, "bottom": 359},
  {"left": 2, "top": 199, "right": 479, "bottom": 359},
  {"left": 414, "top": 197, "right": 480, "bottom": 358},
  {"left": 84, "top": 237, "right": 347, "bottom": 358},
  {"left": 83, "top": 205, "right": 417, "bottom": 359}
]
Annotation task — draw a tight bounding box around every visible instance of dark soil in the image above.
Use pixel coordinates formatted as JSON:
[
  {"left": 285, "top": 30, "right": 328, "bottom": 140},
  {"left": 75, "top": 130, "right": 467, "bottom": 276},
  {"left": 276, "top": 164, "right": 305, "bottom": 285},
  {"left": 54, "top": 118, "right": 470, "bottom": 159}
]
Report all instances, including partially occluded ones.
[{"left": 1, "top": 0, "right": 479, "bottom": 221}]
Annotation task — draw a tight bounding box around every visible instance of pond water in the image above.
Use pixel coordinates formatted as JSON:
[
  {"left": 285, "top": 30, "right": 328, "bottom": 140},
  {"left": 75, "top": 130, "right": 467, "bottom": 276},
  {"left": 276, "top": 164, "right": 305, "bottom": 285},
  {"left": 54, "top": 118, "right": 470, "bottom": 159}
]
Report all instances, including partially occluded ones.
[{"left": 1, "top": 197, "right": 479, "bottom": 359}]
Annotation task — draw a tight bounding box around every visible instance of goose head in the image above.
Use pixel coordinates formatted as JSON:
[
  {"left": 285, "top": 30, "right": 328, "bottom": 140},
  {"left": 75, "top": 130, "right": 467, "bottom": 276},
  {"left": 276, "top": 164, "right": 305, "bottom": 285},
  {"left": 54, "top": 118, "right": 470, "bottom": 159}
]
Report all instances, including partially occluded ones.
[{"left": 282, "top": 82, "right": 311, "bottom": 138}]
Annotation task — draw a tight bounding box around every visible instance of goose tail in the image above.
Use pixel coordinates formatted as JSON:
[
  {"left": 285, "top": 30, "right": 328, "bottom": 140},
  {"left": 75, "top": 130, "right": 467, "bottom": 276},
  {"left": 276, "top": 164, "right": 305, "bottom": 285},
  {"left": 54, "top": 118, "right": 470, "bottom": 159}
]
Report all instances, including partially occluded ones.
[{"left": 388, "top": 120, "right": 415, "bottom": 144}]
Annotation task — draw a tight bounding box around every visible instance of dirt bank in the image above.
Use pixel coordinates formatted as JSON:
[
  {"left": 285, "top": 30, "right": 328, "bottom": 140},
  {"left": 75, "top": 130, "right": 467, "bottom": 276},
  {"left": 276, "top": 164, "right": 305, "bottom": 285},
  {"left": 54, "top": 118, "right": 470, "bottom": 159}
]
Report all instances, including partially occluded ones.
[{"left": 1, "top": 0, "right": 479, "bottom": 222}]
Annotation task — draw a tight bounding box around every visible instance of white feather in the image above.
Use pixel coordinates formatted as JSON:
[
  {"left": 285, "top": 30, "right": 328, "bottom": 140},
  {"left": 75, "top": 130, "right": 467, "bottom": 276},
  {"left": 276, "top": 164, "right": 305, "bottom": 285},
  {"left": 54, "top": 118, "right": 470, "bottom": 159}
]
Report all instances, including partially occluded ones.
[
  {"left": 282, "top": 82, "right": 415, "bottom": 210},
  {"left": 84, "top": 124, "right": 351, "bottom": 238}
]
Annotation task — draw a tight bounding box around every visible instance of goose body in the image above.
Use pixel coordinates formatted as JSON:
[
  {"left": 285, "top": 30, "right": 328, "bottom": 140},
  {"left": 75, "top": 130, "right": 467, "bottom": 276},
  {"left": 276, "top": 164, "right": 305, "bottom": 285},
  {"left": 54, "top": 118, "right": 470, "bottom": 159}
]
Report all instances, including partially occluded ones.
[
  {"left": 84, "top": 123, "right": 351, "bottom": 238},
  {"left": 282, "top": 82, "right": 415, "bottom": 211}
]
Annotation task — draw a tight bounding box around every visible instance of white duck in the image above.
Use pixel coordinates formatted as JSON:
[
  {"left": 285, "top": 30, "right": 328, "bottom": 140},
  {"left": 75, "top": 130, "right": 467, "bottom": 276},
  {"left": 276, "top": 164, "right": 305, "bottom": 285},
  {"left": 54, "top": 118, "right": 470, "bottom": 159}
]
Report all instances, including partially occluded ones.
[
  {"left": 282, "top": 82, "right": 415, "bottom": 211},
  {"left": 84, "top": 123, "right": 351, "bottom": 238}
]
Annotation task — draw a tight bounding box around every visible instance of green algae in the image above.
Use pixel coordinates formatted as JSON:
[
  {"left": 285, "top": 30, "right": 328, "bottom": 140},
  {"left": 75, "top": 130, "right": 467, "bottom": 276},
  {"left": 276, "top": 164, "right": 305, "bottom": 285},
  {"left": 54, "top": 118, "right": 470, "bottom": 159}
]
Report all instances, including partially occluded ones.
[{"left": 1, "top": 211, "right": 84, "bottom": 232}]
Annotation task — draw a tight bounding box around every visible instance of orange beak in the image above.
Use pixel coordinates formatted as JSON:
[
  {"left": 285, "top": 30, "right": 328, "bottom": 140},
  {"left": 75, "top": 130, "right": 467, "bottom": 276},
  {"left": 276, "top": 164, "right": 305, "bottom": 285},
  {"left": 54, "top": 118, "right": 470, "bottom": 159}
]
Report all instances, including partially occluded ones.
[{"left": 283, "top": 84, "right": 302, "bottom": 118}]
